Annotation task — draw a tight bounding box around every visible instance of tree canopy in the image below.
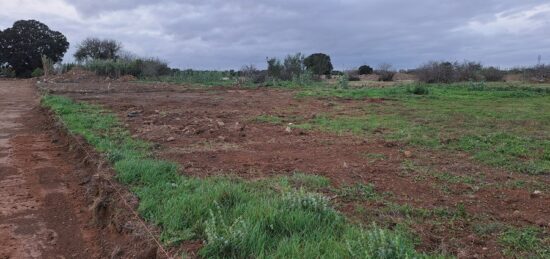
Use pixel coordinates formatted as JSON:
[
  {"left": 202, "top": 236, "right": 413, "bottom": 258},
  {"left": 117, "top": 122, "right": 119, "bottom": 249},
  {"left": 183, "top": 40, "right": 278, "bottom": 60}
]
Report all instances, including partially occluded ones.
[
  {"left": 74, "top": 37, "right": 122, "bottom": 62},
  {"left": 303, "top": 53, "right": 333, "bottom": 76},
  {"left": 0, "top": 20, "right": 69, "bottom": 77},
  {"left": 358, "top": 65, "right": 373, "bottom": 75}
]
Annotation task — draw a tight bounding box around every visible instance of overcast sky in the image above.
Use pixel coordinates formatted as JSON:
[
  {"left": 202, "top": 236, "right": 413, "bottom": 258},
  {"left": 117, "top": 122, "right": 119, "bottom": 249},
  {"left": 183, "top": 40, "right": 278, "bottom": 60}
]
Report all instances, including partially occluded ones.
[{"left": 1, "top": 0, "right": 550, "bottom": 70}]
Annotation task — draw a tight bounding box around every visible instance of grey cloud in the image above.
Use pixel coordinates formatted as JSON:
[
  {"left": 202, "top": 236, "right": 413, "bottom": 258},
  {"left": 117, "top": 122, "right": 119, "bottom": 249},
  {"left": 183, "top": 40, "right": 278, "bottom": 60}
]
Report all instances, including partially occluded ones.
[{"left": 2, "top": 0, "right": 550, "bottom": 69}]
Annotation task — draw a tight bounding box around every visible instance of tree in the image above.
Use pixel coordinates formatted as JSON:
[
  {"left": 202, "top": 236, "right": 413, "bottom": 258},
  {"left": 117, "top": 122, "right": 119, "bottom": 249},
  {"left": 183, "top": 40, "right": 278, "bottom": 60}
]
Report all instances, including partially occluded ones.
[
  {"left": 358, "top": 65, "right": 373, "bottom": 75},
  {"left": 303, "top": 53, "right": 333, "bottom": 76},
  {"left": 0, "top": 20, "right": 69, "bottom": 77},
  {"left": 267, "top": 57, "right": 283, "bottom": 79},
  {"left": 283, "top": 53, "right": 305, "bottom": 79},
  {"left": 74, "top": 37, "right": 122, "bottom": 62}
]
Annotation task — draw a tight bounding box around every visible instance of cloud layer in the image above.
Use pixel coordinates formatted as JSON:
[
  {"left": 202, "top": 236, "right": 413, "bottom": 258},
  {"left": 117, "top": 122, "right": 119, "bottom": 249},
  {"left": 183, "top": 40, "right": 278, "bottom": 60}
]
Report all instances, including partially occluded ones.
[{"left": 1, "top": 0, "right": 550, "bottom": 69}]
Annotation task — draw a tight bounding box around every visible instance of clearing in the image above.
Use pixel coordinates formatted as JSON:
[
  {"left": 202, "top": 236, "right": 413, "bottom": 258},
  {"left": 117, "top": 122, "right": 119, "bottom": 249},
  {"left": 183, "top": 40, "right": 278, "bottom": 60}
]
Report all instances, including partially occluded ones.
[{"left": 38, "top": 79, "right": 549, "bottom": 258}]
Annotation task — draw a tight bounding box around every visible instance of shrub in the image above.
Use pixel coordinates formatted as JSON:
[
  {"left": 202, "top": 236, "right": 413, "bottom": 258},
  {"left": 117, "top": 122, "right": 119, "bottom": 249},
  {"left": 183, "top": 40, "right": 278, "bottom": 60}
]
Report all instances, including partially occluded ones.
[
  {"left": 358, "top": 65, "right": 374, "bottom": 75},
  {"left": 415, "top": 61, "right": 455, "bottom": 83},
  {"left": 284, "top": 53, "right": 305, "bottom": 80},
  {"left": 239, "top": 65, "right": 266, "bottom": 84},
  {"left": 406, "top": 84, "right": 429, "bottom": 95},
  {"left": 31, "top": 68, "right": 44, "bottom": 77},
  {"left": 415, "top": 61, "right": 501, "bottom": 83},
  {"left": 376, "top": 63, "right": 395, "bottom": 81},
  {"left": 267, "top": 58, "right": 283, "bottom": 80},
  {"left": 339, "top": 74, "right": 349, "bottom": 89},
  {"left": 0, "top": 66, "right": 15, "bottom": 78},
  {"left": 267, "top": 53, "right": 306, "bottom": 81},
  {"left": 84, "top": 58, "right": 170, "bottom": 78},
  {"left": 481, "top": 66, "right": 505, "bottom": 81}
]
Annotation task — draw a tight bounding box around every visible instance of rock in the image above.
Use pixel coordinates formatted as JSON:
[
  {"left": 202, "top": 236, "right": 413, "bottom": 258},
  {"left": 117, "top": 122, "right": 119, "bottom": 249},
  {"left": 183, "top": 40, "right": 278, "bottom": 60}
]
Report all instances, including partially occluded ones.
[
  {"left": 232, "top": 122, "right": 245, "bottom": 131},
  {"left": 217, "top": 120, "right": 225, "bottom": 127},
  {"left": 166, "top": 137, "right": 175, "bottom": 142},
  {"left": 285, "top": 123, "right": 293, "bottom": 133},
  {"left": 531, "top": 190, "right": 542, "bottom": 198},
  {"left": 127, "top": 111, "right": 140, "bottom": 117},
  {"left": 404, "top": 150, "right": 413, "bottom": 158}
]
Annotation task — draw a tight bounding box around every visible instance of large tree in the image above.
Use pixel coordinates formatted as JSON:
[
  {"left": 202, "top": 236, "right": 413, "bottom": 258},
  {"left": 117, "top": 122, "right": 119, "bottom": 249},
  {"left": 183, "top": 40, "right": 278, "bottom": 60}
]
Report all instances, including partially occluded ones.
[
  {"left": 303, "top": 53, "right": 333, "bottom": 76},
  {"left": 0, "top": 20, "right": 69, "bottom": 77},
  {"left": 74, "top": 37, "right": 122, "bottom": 62}
]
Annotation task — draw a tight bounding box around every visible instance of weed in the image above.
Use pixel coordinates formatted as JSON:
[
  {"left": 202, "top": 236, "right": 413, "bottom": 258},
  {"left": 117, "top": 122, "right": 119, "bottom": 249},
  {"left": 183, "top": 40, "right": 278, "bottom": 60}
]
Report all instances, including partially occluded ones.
[
  {"left": 406, "top": 84, "right": 430, "bottom": 95},
  {"left": 335, "top": 183, "right": 380, "bottom": 201}
]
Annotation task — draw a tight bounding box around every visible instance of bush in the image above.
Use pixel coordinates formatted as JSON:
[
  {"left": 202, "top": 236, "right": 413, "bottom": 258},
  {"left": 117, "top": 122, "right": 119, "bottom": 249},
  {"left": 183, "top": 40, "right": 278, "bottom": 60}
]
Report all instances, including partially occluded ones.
[
  {"left": 84, "top": 58, "right": 170, "bottom": 78},
  {"left": 406, "top": 84, "right": 429, "bottom": 95},
  {"left": 415, "top": 61, "right": 502, "bottom": 83},
  {"left": 239, "top": 65, "right": 266, "bottom": 84},
  {"left": 415, "top": 61, "right": 455, "bottom": 83},
  {"left": 0, "top": 66, "right": 15, "bottom": 78},
  {"left": 376, "top": 63, "right": 395, "bottom": 81},
  {"left": 31, "top": 68, "right": 44, "bottom": 77},
  {"left": 358, "top": 65, "right": 373, "bottom": 75},
  {"left": 481, "top": 66, "right": 505, "bottom": 81}
]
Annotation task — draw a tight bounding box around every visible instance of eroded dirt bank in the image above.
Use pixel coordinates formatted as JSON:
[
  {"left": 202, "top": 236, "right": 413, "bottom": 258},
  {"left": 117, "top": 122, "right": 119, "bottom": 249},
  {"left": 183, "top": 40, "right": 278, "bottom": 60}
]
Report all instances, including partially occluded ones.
[{"left": 0, "top": 80, "right": 163, "bottom": 259}]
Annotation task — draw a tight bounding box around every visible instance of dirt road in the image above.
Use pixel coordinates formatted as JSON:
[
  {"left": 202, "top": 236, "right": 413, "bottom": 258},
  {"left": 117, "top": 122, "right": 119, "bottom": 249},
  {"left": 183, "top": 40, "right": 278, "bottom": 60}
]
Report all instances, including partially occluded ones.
[{"left": 0, "top": 80, "right": 97, "bottom": 258}]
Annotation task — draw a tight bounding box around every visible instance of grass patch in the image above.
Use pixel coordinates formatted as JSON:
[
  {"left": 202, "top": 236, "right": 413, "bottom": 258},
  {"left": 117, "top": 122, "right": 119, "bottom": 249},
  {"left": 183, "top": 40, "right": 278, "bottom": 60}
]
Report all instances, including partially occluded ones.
[
  {"left": 499, "top": 226, "right": 550, "bottom": 258},
  {"left": 294, "top": 83, "right": 550, "bottom": 174},
  {"left": 254, "top": 114, "right": 284, "bottom": 124},
  {"left": 42, "top": 95, "right": 442, "bottom": 258}
]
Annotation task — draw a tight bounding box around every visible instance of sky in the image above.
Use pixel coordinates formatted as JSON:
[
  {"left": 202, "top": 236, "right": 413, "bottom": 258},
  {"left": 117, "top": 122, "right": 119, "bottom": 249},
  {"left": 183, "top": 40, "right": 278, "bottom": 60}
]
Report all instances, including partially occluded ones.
[{"left": 1, "top": 0, "right": 550, "bottom": 70}]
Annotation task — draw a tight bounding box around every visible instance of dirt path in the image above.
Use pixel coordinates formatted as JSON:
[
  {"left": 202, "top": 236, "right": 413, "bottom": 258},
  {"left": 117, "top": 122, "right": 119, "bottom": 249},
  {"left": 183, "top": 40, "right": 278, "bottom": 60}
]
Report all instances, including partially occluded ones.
[{"left": 0, "top": 80, "right": 98, "bottom": 258}]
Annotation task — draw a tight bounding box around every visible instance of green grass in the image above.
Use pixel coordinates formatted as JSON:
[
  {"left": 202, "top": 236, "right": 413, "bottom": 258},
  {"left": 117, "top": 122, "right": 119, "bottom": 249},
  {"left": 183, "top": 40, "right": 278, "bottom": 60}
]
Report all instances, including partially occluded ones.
[
  {"left": 42, "top": 95, "right": 442, "bottom": 258},
  {"left": 499, "top": 226, "right": 550, "bottom": 258},
  {"left": 293, "top": 83, "right": 550, "bottom": 174},
  {"left": 254, "top": 115, "right": 284, "bottom": 124},
  {"left": 147, "top": 70, "right": 237, "bottom": 86}
]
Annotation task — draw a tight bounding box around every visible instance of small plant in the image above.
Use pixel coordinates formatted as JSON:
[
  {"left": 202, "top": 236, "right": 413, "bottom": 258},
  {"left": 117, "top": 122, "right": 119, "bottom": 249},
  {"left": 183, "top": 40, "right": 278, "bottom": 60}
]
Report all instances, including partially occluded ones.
[
  {"left": 339, "top": 73, "right": 350, "bottom": 89},
  {"left": 204, "top": 202, "right": 250, "bottom": 257},
  {"left": 31, "top": 68, "right": 44, "bottom": 77},
  {"left": 346, "top": 225, "right": 421, "bottom": 259},
  {"left": 282, "top": 188, "right": 332, "bottom": 214},
  {"left": 335, "top": 183, "right": 379, "bottom": 201},
  {"left": 406, "top": 84, "right": 429, "bottom": 95},
  {"left": 468, "top": 81, "right": 486, "bottom": 91}
]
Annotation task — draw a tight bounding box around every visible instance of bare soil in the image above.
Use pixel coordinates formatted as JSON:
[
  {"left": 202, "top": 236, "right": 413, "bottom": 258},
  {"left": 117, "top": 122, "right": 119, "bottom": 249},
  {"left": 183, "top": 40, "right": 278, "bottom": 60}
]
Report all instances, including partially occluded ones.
[
  {"left": 42, "top": 80, "right": 550, "bottom": 258},
  {"left": 0, "top": 80, "right": 164, "bottom": 259}
]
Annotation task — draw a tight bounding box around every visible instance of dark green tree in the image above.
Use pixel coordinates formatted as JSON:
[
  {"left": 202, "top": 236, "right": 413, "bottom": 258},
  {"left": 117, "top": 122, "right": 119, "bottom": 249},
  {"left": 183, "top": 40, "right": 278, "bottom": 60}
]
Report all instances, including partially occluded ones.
[
  {"left": 358, "top": 65, "right": 373, "bottom": 75},
  {"left": 74, "top": 37, "right": 122, "bottom": 62},
  {"left": 0, "top": 20, "right": 69, "bottom": 77},
  {"left": 303, "top": 53, "right": 333, "bottom": 76}
]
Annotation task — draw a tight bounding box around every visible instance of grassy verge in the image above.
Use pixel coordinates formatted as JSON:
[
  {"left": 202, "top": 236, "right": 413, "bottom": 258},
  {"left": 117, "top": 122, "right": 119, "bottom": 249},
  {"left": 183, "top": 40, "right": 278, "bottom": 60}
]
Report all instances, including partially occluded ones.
[
  {"left": 288, "top": 83, "right": 550, "bottom": 174},
  {"left": 42, "top": 95, "right": 442, "bottom": 258}
]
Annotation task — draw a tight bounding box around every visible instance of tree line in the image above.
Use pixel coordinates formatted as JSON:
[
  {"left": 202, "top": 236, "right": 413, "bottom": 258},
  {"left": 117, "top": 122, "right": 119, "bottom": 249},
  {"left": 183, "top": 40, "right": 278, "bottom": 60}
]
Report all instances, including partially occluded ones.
[{"left": 2, "top": 19, "right": 549, "bottom": 83}]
